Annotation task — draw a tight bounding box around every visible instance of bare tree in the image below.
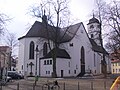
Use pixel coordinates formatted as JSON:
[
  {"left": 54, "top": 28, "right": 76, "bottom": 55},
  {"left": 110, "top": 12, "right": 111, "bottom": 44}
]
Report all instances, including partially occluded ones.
[
  {"left": 30, "top": 0, "right": 70, "bottom": 27},
  {"left": 4, "top": 32, "right": 18, "bottom": 70},
  {"left": 104, "top": 1, "right": 120, "bottom": 52},
  {"left": 5, "top": 33, "right": 18, "bottom": 54},
  {"left": 104, "top": 1, "right": 120, "bottom": 63},
  {"left": 0, "top": 13, "right": 10, "bottom": 36},
  {"left": 93, "top": 0, "right": 120, "bottom": 76},
  {"left": 30, "top": 0, "right": 71, "bottom": 77},
  {"left": 94, "top": 0, "right": 120, "bottom": 52},
  {"left": 93, "top": 0, "right": 108, "bottom": 77}
]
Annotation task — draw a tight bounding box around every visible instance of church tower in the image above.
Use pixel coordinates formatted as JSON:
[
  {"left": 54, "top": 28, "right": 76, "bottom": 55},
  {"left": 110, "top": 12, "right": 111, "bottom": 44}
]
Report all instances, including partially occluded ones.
[
  {"left": 87, "top": 15, "right": 101, "bottom": 46},
  {"left": 42, "top": 10, "right": 47, "bottom": 24}
]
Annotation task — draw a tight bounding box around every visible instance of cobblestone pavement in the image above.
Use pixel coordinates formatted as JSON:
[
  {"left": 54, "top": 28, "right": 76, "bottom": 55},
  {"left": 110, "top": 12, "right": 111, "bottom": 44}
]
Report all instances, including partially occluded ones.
[{"left": 1, "top": 77, "right": 114, "bottom": 90}]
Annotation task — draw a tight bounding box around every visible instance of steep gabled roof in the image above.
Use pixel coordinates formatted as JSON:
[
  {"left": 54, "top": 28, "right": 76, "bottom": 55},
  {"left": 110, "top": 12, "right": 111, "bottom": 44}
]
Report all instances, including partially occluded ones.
[
  {"left": 89, "top": 38, "right": 108, "bottom": 55},
  {"left": 18, "top": 21, "right": 81, "bottom": 43},
  {"left": 40, "top": 48, "right": 71, "bottom": 59},
  {"left": 77, "top": 22, "right": 108, "bottom": 55},
  {"left": 18, "top": 21, "right": 57, "bottom": 40}
]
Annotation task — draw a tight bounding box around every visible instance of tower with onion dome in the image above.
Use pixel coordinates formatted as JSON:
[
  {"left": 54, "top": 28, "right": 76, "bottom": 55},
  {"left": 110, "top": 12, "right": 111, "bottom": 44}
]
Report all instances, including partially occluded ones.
[{"left": 87, "top": 15, "right": 101, "bottom": 46}]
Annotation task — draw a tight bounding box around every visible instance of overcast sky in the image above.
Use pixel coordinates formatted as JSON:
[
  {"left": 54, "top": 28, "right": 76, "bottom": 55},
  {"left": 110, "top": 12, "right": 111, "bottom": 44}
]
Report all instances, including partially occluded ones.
[{"left": 0, "top": 0, "right": 113, "bottom": 40}]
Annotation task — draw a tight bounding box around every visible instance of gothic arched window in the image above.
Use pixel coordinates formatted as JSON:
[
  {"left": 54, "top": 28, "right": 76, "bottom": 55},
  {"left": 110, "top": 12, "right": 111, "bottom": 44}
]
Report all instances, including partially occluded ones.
[
  {"left": 43, "top": 42, "right": 47, "bottom": 56},
  {"left": 81, "top": 46, "right": 85, "bottom": 64},
  {"left": 29, "top": 41, "right": 34, "bottom": 59}
]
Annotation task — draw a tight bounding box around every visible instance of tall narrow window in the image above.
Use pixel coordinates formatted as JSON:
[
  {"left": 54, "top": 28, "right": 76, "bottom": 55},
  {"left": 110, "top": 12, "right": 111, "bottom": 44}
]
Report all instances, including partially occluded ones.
[
  {"left": 47, "top": 60, "right": 49, "bottom": 65},
  {"left": 80, "top": 46, "right": 85, "bottom": 75},
  {"left": 44, "top": 60, "right": 46, "bottom": 65},
  {"left": 74, "top": 70, "right": 76, "bottom": 74},
  {"left": 68, "top": 70, "right": 70, "bottom": 74},
  {"left": 113, "top": 69, "right": 114, "bottom": 73},
  {"left": 29, "top": 41, "right": 34, "bottom": 59},
  {"left": 43, "top": 42, "right": 47, "bottom": 56},
  {"left": 116, "top": 69, "right": 117, "bottom": 73},
  {"left": 50, "top": 60, "right": 52, "bottom": 65},
  {"left": 81, "top": 46, "right": 85, "bottom": 64},
  {"left": 21, "top": 65, "right": 23, "bottom": 70},
  {"left": 68, "top": 62, "right": 70, "bottom": 67},
  {"left": 91, "top": 34, "right": 93, "bottom": 38}
]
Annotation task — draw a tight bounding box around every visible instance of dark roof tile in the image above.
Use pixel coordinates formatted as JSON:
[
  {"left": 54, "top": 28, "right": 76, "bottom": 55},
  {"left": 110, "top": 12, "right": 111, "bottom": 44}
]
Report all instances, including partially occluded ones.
[
  {"left": 89, "top": 38, "right": 108, "bottom": 54},
  {"left": 40, "top": 48, "right": 71, "bottom": 59},
  {"left": 18, "top": 21, "right": 81, "bottom": 43}
]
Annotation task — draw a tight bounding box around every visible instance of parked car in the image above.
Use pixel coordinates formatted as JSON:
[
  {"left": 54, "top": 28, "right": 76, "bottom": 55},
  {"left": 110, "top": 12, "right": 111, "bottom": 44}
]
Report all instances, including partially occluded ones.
[
  {"left": 6, "top": 76, "right": 12, "bottom": 82},
  {"left": 7, "top": 71, "right": 24, "bottom": 79},
  {"left": 80, "top": 73, "right": 94, "bottom": 79},
  {"left": 0, "top": 76, "right": 12, "bottom": 85}
]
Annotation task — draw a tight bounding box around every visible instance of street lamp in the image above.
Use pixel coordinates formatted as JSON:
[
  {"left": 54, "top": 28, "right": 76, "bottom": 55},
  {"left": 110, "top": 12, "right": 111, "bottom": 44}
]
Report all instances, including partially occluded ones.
[
  {"left": 35, "top": 45, "right": 39, "bottom": 85},
  {"left": 35, "top": 45, "right": 39, "bottom": 76}
]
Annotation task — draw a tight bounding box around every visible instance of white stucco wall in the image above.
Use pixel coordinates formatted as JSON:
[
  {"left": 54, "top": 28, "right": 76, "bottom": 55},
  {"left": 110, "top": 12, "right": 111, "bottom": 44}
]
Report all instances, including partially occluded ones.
[
  {"left": 40, "top": 58, "right": 53, "bottom": 77},
  {"left": 18, "top": 37, "right": 50, "bottom": 76},
  {"left": 40, "top": 58, "right": 71, "bottom": 77},
  {"left": 60, "top": 23, "right": 95, "bottom": 76},
  {"left": 18, "top": 22, "right": 111, "bottom": 77},
  {"left": 59, "top": 23, "right": 107, "bottom": 76},
  {"left": 106, "top": 55, "right": 111, "bottom": 73},
  {"left": 56, "top": 58, "right": 71, "bottom": 77},
  {"left": 18, "top": 38, "right": 26, "bottom": 74}
]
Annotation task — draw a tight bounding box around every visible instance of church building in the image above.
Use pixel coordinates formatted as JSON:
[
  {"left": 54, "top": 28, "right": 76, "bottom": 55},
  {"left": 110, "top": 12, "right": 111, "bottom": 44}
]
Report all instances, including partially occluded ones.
[{"left": 18, "top": 14, "right": 111, "bottom": 77}]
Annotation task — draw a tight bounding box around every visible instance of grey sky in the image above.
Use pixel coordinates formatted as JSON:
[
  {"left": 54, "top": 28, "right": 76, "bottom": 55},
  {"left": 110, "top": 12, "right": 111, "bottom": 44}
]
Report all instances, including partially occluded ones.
[
  {"left": 0, "top": 0, "right": 96, "bottom": 39},
  {"left": 0, "top": 0, "right": 113, "bottom": 41}
]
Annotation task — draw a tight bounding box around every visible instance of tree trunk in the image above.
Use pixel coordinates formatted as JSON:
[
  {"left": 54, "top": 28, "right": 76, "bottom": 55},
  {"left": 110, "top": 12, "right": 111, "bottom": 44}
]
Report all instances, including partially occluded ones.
[{"left": 52, "top": 48, "right": 57, "bottom": 77}]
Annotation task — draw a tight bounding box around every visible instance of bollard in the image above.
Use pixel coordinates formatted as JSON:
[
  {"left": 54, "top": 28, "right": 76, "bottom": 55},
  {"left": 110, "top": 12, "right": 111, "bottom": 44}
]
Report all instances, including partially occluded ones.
[
  {"left": 48, "top": 85, "right": 50, "bottom": 90},
  {"left": 0, "top": 82, "right": 2, "bottom": 90},
  {"left": 78, "top": 82, "right": 79, "bottom": 90},
  {"left": 35, "top": 76, "right": 39, "bottom": 86},
  {"left": 63, "top": 82, "right": 65, "bottom": 90},
  {"left": 42, "top": 84, "right": 46, "bottom": 90},
  {"left": 91, "top": 82, "right": 93, "bottom": 90},
  {"left": 17, "top": 83, "right": 19, "bottom": 90},
  {"left": 104, "top": 81, "right": 106, "bottom": 90},
  {"left": 42, "top": 85, "right": 43, "bottom": 90},
  {"left": 33, "top": 83, "right": 35, "bottom": 90}
]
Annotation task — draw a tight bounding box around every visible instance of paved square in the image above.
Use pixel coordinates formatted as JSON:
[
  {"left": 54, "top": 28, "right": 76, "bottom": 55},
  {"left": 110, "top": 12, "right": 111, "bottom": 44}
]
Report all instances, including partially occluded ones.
[{"left": 2, "top": 77, "right": 113, "bottom": 90}]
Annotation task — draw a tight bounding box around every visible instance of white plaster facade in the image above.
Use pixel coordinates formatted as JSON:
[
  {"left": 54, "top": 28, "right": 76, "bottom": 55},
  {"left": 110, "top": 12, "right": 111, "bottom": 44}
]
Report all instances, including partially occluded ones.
[{"left": 17, "top": 16, "right": 111, "bottom": 77}]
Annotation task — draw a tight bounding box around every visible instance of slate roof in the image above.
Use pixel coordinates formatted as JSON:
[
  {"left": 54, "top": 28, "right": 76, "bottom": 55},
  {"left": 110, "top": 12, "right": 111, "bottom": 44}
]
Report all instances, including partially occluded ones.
[
  {"left": 18, "top": 20, "right": 108, "bottom": 57},
  {"left": 89, "top": 38, "right": 108, "bottom": 54},
  {"left": 40, "top": 48, "right": 71, "bottom": 59},
  {"left": 18, "top": 21, "right": 81, "bottom": 43}
]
